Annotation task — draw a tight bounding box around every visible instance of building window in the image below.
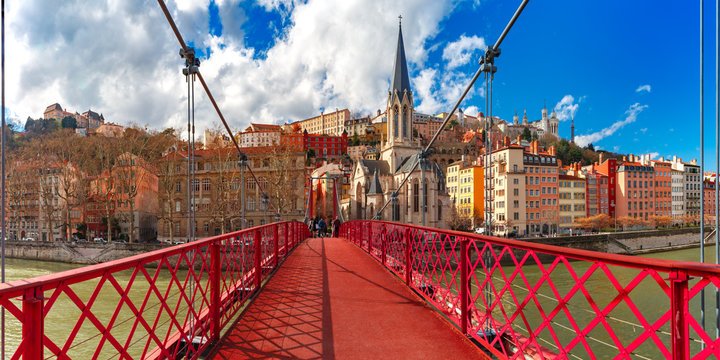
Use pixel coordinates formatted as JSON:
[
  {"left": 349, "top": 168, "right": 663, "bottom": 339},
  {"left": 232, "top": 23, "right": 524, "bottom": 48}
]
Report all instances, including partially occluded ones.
[
  {"left": 202, "top": 179, "right": 211, "bottom": 191},
  {"left": 175, "top": 182, "right": 181, "bottom": 192},
  {"left": 413, "top": 183, "right": 419, "bottom": 212}
]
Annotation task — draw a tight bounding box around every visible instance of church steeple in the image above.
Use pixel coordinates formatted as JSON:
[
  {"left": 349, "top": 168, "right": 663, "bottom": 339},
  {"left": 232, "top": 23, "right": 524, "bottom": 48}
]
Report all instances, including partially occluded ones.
[{"left": 390, "top": 16, "right": 411, "bottom": 96}]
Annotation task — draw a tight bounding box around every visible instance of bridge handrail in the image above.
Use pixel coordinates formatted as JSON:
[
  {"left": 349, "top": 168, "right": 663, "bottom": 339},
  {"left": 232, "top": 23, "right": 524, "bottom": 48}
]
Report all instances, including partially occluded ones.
[
  {"left": 0, "top": 220, "right": 311, "bottom": 359},
  {"left": 348, "top": 220, "right": 720, "bottom": 277},
  {"left": 340, "top": 220, "right": 713, "bottom": 360}
]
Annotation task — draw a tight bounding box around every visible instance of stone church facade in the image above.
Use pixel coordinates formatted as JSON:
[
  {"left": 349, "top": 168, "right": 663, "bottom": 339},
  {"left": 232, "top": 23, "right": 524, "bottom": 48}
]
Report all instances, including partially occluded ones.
[{"left": 345, "top": 20, "right": 449, "bottom": 228}]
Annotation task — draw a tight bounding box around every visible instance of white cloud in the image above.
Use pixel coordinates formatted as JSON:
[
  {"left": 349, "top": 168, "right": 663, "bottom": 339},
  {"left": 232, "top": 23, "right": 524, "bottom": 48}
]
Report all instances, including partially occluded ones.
[
  {"left": 442, "top": 34, "right": 486, "bottom": 70},
  {"left": 6, "top": 0, "right": 466, "bottom": 134},
  {"left": 636, "top": 84, "right": 651, "bottom": 93},
  {"left": 413, "top": 68, "right": 483, "bottom": 115},
  {"left": 648, "top": 152, "right": 660, "bottom": 159},
  {"left": 574, "top": 103, "right": 648, "bottom": 147},
  {"left": 640, "top": 128, "right": 648, "bottom": 133},
  {"left": 553, "top": 94, "right": 579, "bottom": 122},
  {"left": 464, "top": 106, "right": 480, "bottom": 117}
]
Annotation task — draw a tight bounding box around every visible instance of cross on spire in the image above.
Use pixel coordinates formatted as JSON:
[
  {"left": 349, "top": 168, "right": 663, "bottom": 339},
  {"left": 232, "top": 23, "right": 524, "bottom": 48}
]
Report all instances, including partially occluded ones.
[{"left": 398, "top": 15, "right": 402, "bottom": 26}]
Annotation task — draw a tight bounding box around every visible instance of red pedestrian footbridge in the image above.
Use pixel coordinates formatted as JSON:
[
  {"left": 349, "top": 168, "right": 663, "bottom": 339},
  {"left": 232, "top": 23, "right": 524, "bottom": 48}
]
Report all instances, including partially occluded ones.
[{"left": 1, "top": 220, "right": 719, "bottom": 359}]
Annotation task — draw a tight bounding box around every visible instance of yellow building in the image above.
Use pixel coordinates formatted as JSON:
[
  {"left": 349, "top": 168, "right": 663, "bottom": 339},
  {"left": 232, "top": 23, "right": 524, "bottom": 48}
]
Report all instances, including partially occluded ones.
[
  {"left": 446, "top": 161, "right": 484, "bottom": 226},
  {"left": 558, "top": 174, "right": 586, "bottom": 233},
  {"left": 294, "top": 108, "right": 350, "bottom": 136}
]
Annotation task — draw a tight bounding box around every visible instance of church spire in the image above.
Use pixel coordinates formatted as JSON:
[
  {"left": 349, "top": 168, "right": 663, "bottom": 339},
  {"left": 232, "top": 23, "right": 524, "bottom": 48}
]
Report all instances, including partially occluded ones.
[{"left": 390, "top": 17, "right": 411, "bottom": 96}]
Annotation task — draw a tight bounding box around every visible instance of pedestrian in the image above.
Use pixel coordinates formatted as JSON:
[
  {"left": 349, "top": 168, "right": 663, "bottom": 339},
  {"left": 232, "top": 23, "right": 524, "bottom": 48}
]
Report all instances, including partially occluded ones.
[
  {"left": 318, "top": 217, "right": 327, "bottom": 238},
  {"left": 332, "top": 217, "right": 341, "bottom": 237}
]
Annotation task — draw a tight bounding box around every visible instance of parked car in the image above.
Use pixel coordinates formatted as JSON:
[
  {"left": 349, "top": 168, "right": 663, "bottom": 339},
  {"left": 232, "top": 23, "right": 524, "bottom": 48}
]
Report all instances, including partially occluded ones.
[
  {"left": 172, "top": 240, "right": 186, "bottom": 245},
  {"left": 93, "top": 237, "right": 106, "bottom": 243}
]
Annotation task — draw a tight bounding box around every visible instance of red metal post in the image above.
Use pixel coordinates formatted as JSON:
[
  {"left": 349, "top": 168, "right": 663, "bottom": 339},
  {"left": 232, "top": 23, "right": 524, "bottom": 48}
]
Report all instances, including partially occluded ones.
[
  {"left": 284, "top": 222, "right": 288, "bottom": 256},
  {"left": 274, "top": 224, "right": 279, "bottom": 267},
  {"left": 210, "top": 242, "right": 221, "bottom": 343},
  {"left": 309, "top": 179, "right": 314, "bottom": 219},
  {"left": 405, "top": 228, "right": 412, "bottom": 286},
  {"left": 381, "top": 225, "right": 387, "bottom": 265},
  {"left": 254, "top": 230, "right": 262, "bottom": 289},
  {"left": 669, "top": 269, "right": 689, "bottom": 360},
  {"left": 460, "top": 239, "right": 469, "bottom": 335},
  {"left": 332, "top": 180, "right": 337, "bottom": 220},
  {"left": 22, "top": 286, "right": 44, "bottom": 360}
]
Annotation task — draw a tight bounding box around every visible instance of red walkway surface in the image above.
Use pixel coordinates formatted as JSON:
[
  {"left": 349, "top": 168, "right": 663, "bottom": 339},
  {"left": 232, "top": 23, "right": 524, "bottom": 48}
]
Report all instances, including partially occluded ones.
[{"left": 210, "top": 237, "right": 487, "bottom": 360}]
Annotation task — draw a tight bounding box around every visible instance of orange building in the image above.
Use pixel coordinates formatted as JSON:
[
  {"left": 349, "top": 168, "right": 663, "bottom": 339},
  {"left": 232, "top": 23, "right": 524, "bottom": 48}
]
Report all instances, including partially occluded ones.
[
  {"left": 523, "top": 141, "right": 560, "bottom": 235},
  {"left": 616, "top": 162, "right": 656, "bottom": 221},
  {"left": 651, "top": 160, "right": 672, "bottom": 217}
]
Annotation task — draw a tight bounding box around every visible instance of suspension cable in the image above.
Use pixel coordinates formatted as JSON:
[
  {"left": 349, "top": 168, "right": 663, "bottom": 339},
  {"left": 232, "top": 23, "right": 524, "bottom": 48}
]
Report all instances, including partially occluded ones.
[{"left": 156, "top": 0, "right": 282, "bottom": 219}]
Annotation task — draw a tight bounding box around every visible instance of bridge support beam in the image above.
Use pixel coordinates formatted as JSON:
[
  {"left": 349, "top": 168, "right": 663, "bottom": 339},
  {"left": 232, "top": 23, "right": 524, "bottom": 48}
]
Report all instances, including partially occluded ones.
[
  {"left": 274, "top": 224, "right": 279, "bottom": 267},
  {"left": 210, "top": 242, "right": 221, "bottom": 343},
  {"left": 460, "top": 239, "right": 469, "bottom": 335},
  {"left": 405, "top": 228, "right": 412, "bottom": 286},
  {"left": 254, "top": 230, "right": 261, "bottom": 289},
  {"left": 22, "top": 287, "right": 43, "bottom": 360},
  {"left": 670, "top": 269, "right": 689, "bottom": 360}
]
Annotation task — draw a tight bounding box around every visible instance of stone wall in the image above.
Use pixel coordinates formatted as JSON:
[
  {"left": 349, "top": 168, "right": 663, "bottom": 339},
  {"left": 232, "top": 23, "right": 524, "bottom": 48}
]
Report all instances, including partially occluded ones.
[
  {"left": 4, "top": 241, "right": 167, "bottom": 264},
  {"left": 530, "top": 227, "right": 711, "bottom": 255}
]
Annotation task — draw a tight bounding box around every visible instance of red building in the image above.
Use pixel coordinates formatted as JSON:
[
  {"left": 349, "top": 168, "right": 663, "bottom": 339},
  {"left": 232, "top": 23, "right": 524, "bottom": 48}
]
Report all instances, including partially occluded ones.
[
  {"left": 704, "top": 176, "right": 716, "bottom": 220},
  {"left": 282, "top": 130, "right": 348, "bottom": 158},
  {"left": 590, "top": 157, "right": 618, "bottom": 219},
  {"left": 652, "top": 160, "right": 672, "bottom": 217}
]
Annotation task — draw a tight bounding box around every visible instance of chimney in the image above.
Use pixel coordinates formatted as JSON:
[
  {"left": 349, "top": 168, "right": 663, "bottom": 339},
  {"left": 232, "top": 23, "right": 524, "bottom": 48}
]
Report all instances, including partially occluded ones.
[
  {"left": 504, "top": 136, "right": 510, "bottom": 147},
  {"left": 623, "top": 155, "right": 628, "bottom": 162},
  {"left": 599, "top": 152, "right": 605, "bottom": 164},
  {"left": 673, "top": 155, "right": 677, "bottom": 163},
  {"left": 659, "top": 156, "right": 665, "bottom": 162},
  {"left": 549, "top": 145, "right": 556, "bottom": 156},
  {"left": 558, "top": 159, "right": 562, "bottom": 168},
  {"left": 517, "top": 135, "right": 521, "bottom": 143},
  {"left": 532, "top": 141, "right": 539, "bottom": 155},
  {"left": 692, "top": 159, "right": 698, "bottom": 165}
]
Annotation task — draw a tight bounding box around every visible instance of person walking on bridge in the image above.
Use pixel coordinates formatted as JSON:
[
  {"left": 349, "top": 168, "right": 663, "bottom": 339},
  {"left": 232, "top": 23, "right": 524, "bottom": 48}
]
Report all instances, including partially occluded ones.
[
  {"left": 318, "top": 217, "right": 327, "bottom": 238},
  {"left": 332, "top": 217, "right": 341, "bottom": 237}
]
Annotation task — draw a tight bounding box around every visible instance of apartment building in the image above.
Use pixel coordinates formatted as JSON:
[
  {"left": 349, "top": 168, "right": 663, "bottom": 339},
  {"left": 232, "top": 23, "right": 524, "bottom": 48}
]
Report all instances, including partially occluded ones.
[
  {"left": 157, "top": 146, "right": 306, "bottom": 242},
  {"left": 651, "top": 160, "right": 672, "bottom": 217},
  {"left": 671, "top": 168, "right": 685, "bottom": 219},
  {"left": 293, "top": 108, "right": 350, "bottom": 136},
  {"left": 523, "top": 142, "right": 559, "bottom": 236},
  {"left": 558, "top": 174, "right": 586, "bottom": 233},
  {"left": 457, "top": 164, "right": 484, "bottom": 226},
  {"left": 489, "top": 141, "right": 526, "bottom": 236},
  {"left": 616, "top": 162, "right": 656, "bottom": 221}
]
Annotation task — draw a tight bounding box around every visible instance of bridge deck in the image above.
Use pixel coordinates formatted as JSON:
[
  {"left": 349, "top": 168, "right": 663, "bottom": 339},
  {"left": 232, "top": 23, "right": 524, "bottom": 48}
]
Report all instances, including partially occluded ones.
[{"left": 210, "top": 237, "right": 486, "bottom": 359}]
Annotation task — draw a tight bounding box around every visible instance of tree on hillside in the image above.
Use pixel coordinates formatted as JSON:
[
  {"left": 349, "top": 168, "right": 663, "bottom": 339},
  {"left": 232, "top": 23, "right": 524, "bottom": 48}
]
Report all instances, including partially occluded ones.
[
  {"left": 521, "top": 127, "right": 532, "bottom": 142},
  {"left": 61, "top": 116, "right": 77, "bottom": 129},
  {"left": 585, "top": 143, "right": 595, "bottom": 151}
]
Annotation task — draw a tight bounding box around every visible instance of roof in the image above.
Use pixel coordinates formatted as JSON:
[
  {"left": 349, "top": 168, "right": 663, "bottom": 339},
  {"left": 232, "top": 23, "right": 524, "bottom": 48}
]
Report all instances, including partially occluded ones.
[
  {"left": 359, "top": 159, "right": 390, "bottom": 176},
  {"left": 367, "top": 170, "right": 383, "bottom": 195},
  {"left": 395, "top": 154, "right": 446, "bottom": 184},
  {"left": 246, "top": 123, "right": 282, "bottom": 132},
  {"left": 45, "top": 103, "right": 62, "bottom": 112},
  {"left": 83, "top": 109, "right": 102, "bottom": 121},
  {"left": 389, "top": 22, "right": 411, "bottom": 96}
]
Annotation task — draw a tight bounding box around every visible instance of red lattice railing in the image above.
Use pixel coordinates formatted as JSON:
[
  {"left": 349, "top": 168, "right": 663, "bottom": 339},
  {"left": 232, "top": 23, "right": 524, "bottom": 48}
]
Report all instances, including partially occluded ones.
[
  {"left": 341, "top": 220, "right": 720, "bottom": 360},
  {"left": 0, "top": 221, "right": 310, "bottom": 359}
]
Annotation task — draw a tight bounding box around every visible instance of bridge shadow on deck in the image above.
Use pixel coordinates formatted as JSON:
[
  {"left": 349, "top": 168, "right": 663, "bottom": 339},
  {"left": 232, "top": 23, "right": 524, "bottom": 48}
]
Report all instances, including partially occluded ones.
[{"left": 210, "top": 237, "right": 485, "bottom": 360}]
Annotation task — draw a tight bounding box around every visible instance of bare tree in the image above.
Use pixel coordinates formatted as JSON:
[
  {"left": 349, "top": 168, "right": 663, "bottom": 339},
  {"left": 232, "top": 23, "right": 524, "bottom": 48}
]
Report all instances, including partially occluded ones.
[{"left": 265, "top": 144, "right": 304, "bottom": 219}]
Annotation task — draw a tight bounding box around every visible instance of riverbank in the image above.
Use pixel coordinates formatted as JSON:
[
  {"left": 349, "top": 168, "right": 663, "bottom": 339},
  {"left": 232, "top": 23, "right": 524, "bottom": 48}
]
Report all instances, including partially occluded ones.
[{"left": 4, "top": 240, "right": 166, "bottom": 264}]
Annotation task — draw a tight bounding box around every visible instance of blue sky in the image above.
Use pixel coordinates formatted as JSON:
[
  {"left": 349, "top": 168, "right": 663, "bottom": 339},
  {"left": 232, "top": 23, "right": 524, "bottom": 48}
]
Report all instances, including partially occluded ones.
[{"left": 4, "top": 0, "right": 717, "bottom": 165}]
